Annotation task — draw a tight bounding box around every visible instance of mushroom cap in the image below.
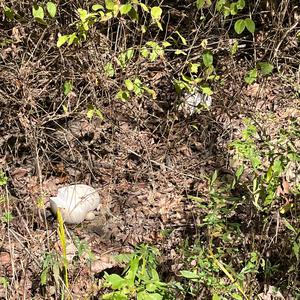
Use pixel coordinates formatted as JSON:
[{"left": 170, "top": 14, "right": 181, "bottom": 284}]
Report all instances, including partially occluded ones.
[{"left": 50, "top": 184, "right": 100, "bottom": 224}]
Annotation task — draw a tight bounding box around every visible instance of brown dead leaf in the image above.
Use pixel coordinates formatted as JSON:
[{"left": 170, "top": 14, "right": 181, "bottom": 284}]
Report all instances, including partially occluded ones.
[
  {"left": 245, "top": 83, "right": 261, "bottom": 97},
  {"left": 12, "top": 27, "right": 22, "bottom": 43},
  {"left": 258, "top": 285, "right": 286, "bottom": 300},
  {"left": 178, "top": 145, "right": 192, "bottom": 156},
  {"left": 282, "top": 179, "right": 290, "bottom": 194},
  {"left": 0, "top": 252, "right": 10, "bottom": 265},
  {"left": 66, "top": 241, "right": 77, "bottom": 262},
  {"left": 91, "top": 254, "right": 117, "bottom": 273},
  {"left": 11, "top": 167, "right": 31, "bottom": 179},
  {"left": 276, "top": 185, "right": 284, "bottom": 196}
]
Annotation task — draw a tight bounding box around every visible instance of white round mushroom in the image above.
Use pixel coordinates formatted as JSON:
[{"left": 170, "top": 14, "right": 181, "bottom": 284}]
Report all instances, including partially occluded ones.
[{"left": 50, "top": 184, "right": 100, "bottom": 224}]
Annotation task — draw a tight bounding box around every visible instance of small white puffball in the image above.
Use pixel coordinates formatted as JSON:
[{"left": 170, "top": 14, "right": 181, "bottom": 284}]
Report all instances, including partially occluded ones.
[{"left": 50, "top": 184, "right": 100, "bottom": 224}]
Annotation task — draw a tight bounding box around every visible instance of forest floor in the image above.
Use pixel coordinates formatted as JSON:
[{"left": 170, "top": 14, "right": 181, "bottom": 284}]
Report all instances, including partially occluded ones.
[{"left": 0, "top": 1, "right": 299, "bottom": 299}]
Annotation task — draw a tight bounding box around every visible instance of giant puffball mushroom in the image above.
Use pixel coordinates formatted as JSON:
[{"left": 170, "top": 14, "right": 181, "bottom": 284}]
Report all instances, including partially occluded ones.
[{"left": 50, "top": 184, "right": 100, "bottom": 224}]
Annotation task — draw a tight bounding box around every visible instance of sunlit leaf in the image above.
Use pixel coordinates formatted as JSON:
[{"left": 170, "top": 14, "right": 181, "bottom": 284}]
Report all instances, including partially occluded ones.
[
  {"left": 57, "top": 34, "right": 69, "bottom": 47},
  {"left": 139, "top": 3, "right": 149, "bottom": 12},
  {"left": 63, "top": 80, "right": 73, "bottom": 96},
  {"left": 201, "top": 86, "right": 213, "bottom": 96},
  {"left": 202, "top": 50, "right": 213, "bottom": 67},
  {"left": 46, "top": 2, "right": 57, "bottom": 18},
  {"left": 120, "top": 3, "right": 132, "bottom": 15},
  {"left": 104, "top": 62, "right": 115, "bottom": 77},
  {"left": 175, "top": 31, "right": 187, "bottom": 45},
  {"left": 258, "top": 62, "right": 274, "bottom": 75},
  {"left": 32, "top": 5, "right": 44, "bottom": 20},
  {"left": 105, "top": 0, "right": 116, "bottom": 11},
  {"left": 245, "top": 18, "right": 255, "bottom": 33},
  {"left": 234, "top": 19, "right": 245, "bottom": 34},
  {"left": 244, "top": 68, "right": 257, "bottom": 84},
  {"left": 4, "top": 6, "right": 14, "bottom": 21},
  {"left": 151, "top": 6, "right": 162, "bottom": 20},
  {"left": 237, "top": 0, "right": 245, "bottom": 9},
  {"left": 180, "top": 270, "right": 199, "bottom": 279},
  {"left": 92, "top": 4, "right": 104, "bottom": 11}
]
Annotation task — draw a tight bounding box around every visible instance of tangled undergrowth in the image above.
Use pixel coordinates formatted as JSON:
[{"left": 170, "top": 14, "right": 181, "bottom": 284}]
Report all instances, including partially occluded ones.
[{"left": 0, "top": 0, "right": 299, "bottom": 299}]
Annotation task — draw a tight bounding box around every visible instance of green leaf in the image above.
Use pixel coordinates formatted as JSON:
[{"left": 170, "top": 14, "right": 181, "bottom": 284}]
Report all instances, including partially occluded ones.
[
  {"left": 105, "top": 0, "right": 116, "bottom": 11},
  {"left": 235, "top": 165, "right": 244, "bottom": 180},
  {"left": 212, "top": 295, "right": 221, "bottom": 300},
  {"left": 104, "top": 62, "right": 115, "bottom": 77},
  {"left": 244, "top": 68, "right": 257, "bottom": 84},
  {"left": 190, "top": 63, "right": 200, "bottom": 74},
  {"left": 258, "top": 62, "right": 274, "bottom": 75},
  {"left": 141, "top": 47, "right": 149, "bottom": 58},
  {"left": 292, "top": 242, "right": 299, "bottom": 261},
  {"left": 151, "top": 6, "right": 162, "bottom": 20},
  {"left": 32, "top": 5, "right": 44, "bottom": 20},
  {"left": 174, "top": 49, "right": 187, "bottom": 55},
  {"left": 125, "top": 79, "right": 134, "bottom": 91},
  {"left": 46, "top": 2, "right": 57, "bottom": 18},
  {"left": 87, "top": 105, "right": 94, "bottom": 120},
  {"left": 40, "top": 267, "right": 48, "bottom": 285},
  {"left": 63, "top": 81, "right": 73, "bottom": 96},
  {"left": 211, "top": 170, "right": 218, "bottom": 184},
  {"left": 126, "top": 48, "right": 134, "bottom": 60},
  {"left": 133, "top": 78, "right": 143, "bottom": 95},
  {"left": 120, "top": 4, "right": 132, "bottom": 15},
  {"left": 272, "top": 159, "right": 282, "bottom": 175},
  {"left": 4, "top": 6, "right": 14, "bottom": 21},
  {"left": 175, "top": 31, "right": 187, "bottom": 45},
  {"left": 0, "top": 277, "right": 9, "bottom": 288},
  {"left": 162, "top": 41, "right": 171, "bottom": 48},
  {"left": 232, "top": 293, "right": 243, "bottom": 300},
  {"left": 282, "top": 218, "right": 296, "bottom": 233},
  {"left": 92, "top": 4, "right": 104, "bottom": 11},
  {"left": 223, "top": 6, "right": 231, "bottom": 17},
  {"left": 78, "top": 8, "right": 88, "bottom": 22},
  {"left": 237, "top": 0, "right": 246, "bottom": 9},
  {"left": 201, "top": 86, "right": 213, "bottom": 96},
  {"left": 139, "top": 3, "right": 149, "bottom": 12},
  {"left": 105, "top": 273, "right": 125, "bottom": 289},
  {"left": 137, "top": 291, "right": 163, "bottom": 300},
  {"left": 202, "top": 50, "right": 213, "bottom": 67},
  {"left": 127, "top": 257, "right": 139, "bottom": 284},
  {"left": 144, "top": 86, "right": 157, "bottom": 99},
  {"left": 245, "top": 18, "right": 255, "bottom": 33},
  {"left": 0, "top": 170, "right": 8, "bottom": 186},
  {"left": 103, "top": 292, "right": 127, "bottom": 300},
  {"left": 196, "top": 0, "right": 205, "bottom": 9},
  {"left": 197, "top": 0, "right": 211, "bottom": 8},
  {"left": 146, "top": 283, "right": 158, "bottom": 292},
  {"left": 230, "top": 3, "right": 238, "bottom": 15},
  {"left": 2, "top": 212, "right": 13, "bottom": 222},
  {"left": 180, "top": 270, "right": 199, "bottom": 279},
  {"left": 216, "top": 0, "right": 226, "bottom": 12},
  {"left": 234, "top": 19, "right": 245, "bottom": 34},
  {"left": 68, "top": 33, "right": 77, "bottom": 45},
  {"left": 141, "top": 25, "right": 147, "bottom": 33},
  {"left": 57, "top": 34, "right": 69, "bottom": 47},
  {"left": 114, "top": 253, "right": 134, "bottom": 264},
  {"left": 230, "top": 39, "right": 238, "bottom": 55},
  {"left": 116, "top": 90, "right": 130, "bottom": 101},
  {"left": 117, "top": 48, "right": 134, "bottom": 69},
  {"left": 87, "top": 105, "right": 103, "bottom": 121},
  {"left": 151, "top": 268, "right": 160, "bottom": 281},
  {"left": 62, "top": 104, "right": 68, "bottom": 113},
  {"left": 156, "top": 20, "right": 163, "bottom": 31}
]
